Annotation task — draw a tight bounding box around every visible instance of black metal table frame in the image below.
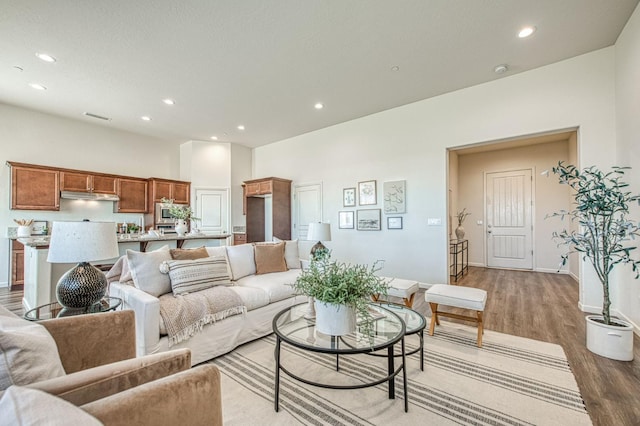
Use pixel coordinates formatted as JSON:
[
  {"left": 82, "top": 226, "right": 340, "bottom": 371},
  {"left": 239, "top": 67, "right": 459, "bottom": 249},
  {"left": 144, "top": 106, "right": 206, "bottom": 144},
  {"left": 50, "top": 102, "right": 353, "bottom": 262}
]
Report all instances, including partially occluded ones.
[{"left": 273, "top": 304, "right": 409, "bottom": 412}]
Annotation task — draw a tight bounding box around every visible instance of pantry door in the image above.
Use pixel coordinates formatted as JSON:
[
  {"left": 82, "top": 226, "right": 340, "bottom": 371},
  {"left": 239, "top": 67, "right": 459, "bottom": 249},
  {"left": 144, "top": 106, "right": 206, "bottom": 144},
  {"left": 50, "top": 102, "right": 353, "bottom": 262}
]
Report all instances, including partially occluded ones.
[
  {"left": 195, "top": 188, "right": 229, "bottom": 235},
  {"left": 485, "top": 169, "right": 533, "bottom": 270}
]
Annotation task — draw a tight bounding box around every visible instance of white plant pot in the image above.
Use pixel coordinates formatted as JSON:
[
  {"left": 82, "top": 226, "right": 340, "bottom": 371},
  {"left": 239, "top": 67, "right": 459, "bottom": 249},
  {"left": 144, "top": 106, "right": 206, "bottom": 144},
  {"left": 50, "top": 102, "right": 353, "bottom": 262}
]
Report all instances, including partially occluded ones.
[
  {"left": 17, "top": 226, "right": 32, "bottom": 237},
  {"left": 314, "top": 301, "right": 356, "bottom": 336},
  {"left": 175, "top": 220, "right": 188, "bottom": 236},
  {"left": 585, "top": 315, "right": 634, "bottom": 361}
]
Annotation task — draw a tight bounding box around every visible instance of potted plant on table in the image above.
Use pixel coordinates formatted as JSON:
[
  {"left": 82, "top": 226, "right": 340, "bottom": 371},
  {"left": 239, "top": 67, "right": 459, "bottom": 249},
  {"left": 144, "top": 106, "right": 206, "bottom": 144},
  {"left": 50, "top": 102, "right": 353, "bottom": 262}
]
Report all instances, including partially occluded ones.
[
  {"left": 161, "top": 198, "right": 199, "bottom": 236},
  {"left": 292, "top": 253, "right": 389, "bottom": 340},
  {"left": 549, "top": 162, "right": 640, "bottom": 361}
]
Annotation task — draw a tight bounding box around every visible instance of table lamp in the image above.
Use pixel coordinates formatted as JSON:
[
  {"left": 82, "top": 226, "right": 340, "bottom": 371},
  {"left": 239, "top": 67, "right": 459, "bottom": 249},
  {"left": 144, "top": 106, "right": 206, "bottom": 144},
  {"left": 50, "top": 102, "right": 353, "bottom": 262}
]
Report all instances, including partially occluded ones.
[
  {"left": 307, "top": 222, "right": 331, "bottom": 260},
  {"left": 47, "top": 221, "right": 119, "bottom": 308}
]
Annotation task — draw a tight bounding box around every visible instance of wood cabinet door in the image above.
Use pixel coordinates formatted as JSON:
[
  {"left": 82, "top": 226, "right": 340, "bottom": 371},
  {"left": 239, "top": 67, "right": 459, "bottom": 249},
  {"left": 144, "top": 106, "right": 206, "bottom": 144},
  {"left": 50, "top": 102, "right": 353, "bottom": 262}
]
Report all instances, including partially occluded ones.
[
  {"left": 92, "top": 175, "right": 117, "bottom": 194},
  {"left": 245, "top": 183, "right": 260, "bottom": 197},
  {"left": 11, "top": 166, "right": 60, "bottom": 210},
  {"left": 172, "top": 182, "right": 190, "bottom": 204},
  {"left": 11, "top": 241, "right": 24, "bottom": 286},
  {"left": 60, "top": 171, "right": 91, "bottom": 192},
  {"left": 116, "top": 178, "right": 148, "bottom": 213},
  {"left": 258, "top": 181, "right": 273, "bottom": 194},
  {"left": 153, "top": 181, "right": 172, "bottom": 201}
]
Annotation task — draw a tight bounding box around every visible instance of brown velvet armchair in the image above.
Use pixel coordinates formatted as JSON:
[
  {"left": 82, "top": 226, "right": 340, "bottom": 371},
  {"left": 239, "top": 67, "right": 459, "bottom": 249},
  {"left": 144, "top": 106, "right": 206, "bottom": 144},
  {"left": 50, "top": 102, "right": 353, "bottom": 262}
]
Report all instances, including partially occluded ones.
[{"left": 26, "top": 310, "right": 222, "bottom": 426}]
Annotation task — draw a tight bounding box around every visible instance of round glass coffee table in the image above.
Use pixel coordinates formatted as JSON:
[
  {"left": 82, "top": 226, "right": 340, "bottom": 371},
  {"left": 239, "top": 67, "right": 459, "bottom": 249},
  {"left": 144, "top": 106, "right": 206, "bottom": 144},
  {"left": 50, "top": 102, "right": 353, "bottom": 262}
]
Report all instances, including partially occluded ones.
[
  {"left": 272, "top": 302, "right": 408, "bottom": 412},
  {"left": 24, "top": 297, "right": 122, "bottom": 321}
]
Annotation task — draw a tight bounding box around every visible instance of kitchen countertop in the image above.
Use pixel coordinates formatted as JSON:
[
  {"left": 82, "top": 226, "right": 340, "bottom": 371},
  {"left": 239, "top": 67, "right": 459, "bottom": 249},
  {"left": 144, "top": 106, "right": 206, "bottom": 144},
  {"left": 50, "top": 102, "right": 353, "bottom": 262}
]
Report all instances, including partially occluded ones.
[{"left": 17, "top": 233, "right": 231, "bottom": 248}]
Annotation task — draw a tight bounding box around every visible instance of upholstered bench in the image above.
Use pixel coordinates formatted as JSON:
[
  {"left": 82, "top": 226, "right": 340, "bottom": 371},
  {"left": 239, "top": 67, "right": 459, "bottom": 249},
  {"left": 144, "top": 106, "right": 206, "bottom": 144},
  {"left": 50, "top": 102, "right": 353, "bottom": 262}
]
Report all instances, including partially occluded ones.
[
  {"left": 372, "top": 277, "right": 420, "bottom": 308},
  {"left": 425, "top": 284, "right": 487, "bottom": 347}
]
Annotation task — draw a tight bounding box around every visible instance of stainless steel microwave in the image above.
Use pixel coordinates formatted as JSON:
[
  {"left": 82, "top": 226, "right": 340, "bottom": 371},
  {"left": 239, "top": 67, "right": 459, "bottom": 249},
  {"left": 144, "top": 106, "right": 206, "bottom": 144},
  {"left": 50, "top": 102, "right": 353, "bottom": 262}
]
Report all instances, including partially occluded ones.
[{"left": 155, "top": 203, "right": 188, "bottom": 224}]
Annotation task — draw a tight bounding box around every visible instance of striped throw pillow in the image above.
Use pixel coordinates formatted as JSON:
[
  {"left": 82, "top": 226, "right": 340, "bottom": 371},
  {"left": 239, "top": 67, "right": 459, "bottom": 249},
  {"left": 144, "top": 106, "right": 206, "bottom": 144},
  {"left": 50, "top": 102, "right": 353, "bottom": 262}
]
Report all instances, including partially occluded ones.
[{"left": 159, "top": 256, "right": 232, "bottom": 296}]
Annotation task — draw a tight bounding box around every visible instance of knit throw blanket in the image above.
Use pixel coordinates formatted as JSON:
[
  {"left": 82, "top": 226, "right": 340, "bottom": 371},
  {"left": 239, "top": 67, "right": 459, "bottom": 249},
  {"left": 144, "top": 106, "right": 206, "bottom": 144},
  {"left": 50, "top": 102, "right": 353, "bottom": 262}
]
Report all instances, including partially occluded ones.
[{"left": 159, "top": 286, "right": 246, "bottom": 347}]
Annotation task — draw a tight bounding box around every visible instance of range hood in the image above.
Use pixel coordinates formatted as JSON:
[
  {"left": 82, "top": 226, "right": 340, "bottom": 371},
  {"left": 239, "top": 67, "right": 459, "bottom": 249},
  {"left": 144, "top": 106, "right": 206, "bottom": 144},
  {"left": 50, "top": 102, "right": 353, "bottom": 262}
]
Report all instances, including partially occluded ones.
[{"left": 60, "top": 191, "right": 120, "bottom": 201}]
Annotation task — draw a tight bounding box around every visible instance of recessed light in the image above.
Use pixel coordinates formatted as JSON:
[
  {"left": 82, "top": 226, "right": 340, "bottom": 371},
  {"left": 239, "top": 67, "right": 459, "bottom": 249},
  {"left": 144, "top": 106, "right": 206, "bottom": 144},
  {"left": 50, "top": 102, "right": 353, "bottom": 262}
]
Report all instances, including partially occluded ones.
[
  {"left": 518, "top": 26, "right": 536, "bottom": 38},
  {"left": 141, "top": 116, "right": 152, "bottom": 121},
  {"left": 237, "top": 125, "right": 245, "bottom": 131},
  {"left": 35, "top": 53, "right": 56, "bottom": 63},
  {"left": 29, "top": 83, "right": 47, "bottom": 90},
  {"left": 314, "top": 102, "right": 324, "bottom": 110},
  {"left": 210, "top": 136, "right": 218, "bottom": 140},
  {"left": 494, "top": 64, "right": 508, "bottom": 74},
  {"left": 162, "top": 98, "right": 175, "bottom": 105},
  {"left": 391, "top": 65, "right": 400, "bottom": 71}
]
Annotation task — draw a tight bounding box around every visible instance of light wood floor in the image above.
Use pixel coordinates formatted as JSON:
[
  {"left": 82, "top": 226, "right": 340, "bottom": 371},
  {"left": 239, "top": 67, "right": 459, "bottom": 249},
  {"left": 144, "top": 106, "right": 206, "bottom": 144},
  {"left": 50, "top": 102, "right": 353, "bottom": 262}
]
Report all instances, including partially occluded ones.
[{"left": 2, "top": 267, "right": 639, "bottom": 425}]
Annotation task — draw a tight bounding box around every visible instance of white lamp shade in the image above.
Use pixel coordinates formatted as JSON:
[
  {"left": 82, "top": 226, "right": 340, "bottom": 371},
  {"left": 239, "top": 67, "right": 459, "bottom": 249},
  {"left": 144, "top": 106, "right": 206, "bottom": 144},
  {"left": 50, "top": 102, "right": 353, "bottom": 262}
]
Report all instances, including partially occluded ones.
[
  {"left": 47, "top": 221, "right": 119, "bottom": 263},
  {"left": 307, "top": 222, "right": 331, "bottom": 242}
]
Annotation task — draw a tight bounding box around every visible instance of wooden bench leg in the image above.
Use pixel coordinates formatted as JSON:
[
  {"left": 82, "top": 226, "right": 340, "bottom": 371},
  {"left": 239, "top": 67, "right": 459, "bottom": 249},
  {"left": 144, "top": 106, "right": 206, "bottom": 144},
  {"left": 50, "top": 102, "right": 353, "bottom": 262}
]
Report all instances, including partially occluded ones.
[
  {"left": 428, "top": 302, "right": 439, "bottom": 336},
  {"left": 403, "top": 293, "right": 415, "bottom": 308},
  {"left": 371, "top": 294, "right": 380, "bottom": 303},
  {"left": 476, "top": 311, "right": 483, "bottom": 347}
]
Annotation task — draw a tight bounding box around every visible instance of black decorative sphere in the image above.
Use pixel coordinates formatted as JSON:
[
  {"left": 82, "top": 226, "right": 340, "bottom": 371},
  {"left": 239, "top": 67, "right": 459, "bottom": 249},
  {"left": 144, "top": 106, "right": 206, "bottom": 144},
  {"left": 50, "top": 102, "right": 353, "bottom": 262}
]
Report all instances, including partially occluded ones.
[{"left": 56, "top": 263, "right": 107, "bottom": 308}]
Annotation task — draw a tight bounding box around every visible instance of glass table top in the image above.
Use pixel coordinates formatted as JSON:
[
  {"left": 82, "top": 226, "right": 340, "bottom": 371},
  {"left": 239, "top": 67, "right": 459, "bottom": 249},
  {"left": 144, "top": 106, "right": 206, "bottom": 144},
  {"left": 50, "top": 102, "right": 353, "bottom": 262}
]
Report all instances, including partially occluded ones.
[
  {"left": 24, "top": 297, "right": 122, "bottom": 321},
  {"left": 273, "top": 302, "right": 405, "bottom": 353}
]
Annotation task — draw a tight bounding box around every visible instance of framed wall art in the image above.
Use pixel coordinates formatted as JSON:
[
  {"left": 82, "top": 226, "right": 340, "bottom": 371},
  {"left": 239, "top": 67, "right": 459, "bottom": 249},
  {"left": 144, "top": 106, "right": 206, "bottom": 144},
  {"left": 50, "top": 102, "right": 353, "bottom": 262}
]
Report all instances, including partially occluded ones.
[
  {"left": 356, "top": 209, "right": 381, "bottom": 231},
  {"left": 338, "top": 211, "right": 354, "bottom": 229},
  {"left": 343, "top": 187, "right": 356, "bottom": 207},
  {"left": 387, "top": 217, "right": 403, "bottom": 230},
  {"left": 358, "top": 180, "right": 377, "bottom": 205},
  {"left": 383, "top": 180, "right": 406, "bottom": 214}
]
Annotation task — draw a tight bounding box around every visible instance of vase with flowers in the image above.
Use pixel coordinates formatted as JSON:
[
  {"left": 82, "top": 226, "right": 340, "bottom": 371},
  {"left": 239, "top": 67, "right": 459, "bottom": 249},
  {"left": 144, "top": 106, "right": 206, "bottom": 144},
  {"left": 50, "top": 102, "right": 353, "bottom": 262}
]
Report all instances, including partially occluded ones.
[
  {"left": 161, "top": 198, "right": 199, "bottom": 236},
  {"left": 455, "top": 208, "right": 470, "bottom": 240}
]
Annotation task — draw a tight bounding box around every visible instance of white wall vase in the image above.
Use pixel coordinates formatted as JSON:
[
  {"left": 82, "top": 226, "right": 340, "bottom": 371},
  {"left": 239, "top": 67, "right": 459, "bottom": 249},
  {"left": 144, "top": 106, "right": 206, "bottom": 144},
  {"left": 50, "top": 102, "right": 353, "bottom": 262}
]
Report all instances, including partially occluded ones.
[
  {"left": 17, "top": 225, "right": 32, "bottom": 237},
  {"left": 314, "top": 301, "right": 356, "bottom": 336},
  {"left": 585, "top": 315, "right": 634, "bottom": 361},
  {"left": 175, "top": 220, "right": 188, "bottom": 236},
  {"left": 455, "top": 225, "right": 465, "bottom": 240}
]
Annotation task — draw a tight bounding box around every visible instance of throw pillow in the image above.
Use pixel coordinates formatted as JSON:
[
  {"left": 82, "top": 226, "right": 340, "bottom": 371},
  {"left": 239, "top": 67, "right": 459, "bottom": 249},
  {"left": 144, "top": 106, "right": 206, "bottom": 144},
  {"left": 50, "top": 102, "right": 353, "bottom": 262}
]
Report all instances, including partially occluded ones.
[
  {"left": 225, "top": 244, "right": 256, "bottom": 280},
  {"left": 205, "top": 246, "right": 227, "bottom": 258},
  {"left": 0, "top": 305, "right": 66, "bottom": 391},
  {"left": 126, "top": 246, "right": 172, "bottom": 297},
  {"left": 273, "top": 237, "right": 301, "bottom": 269},
  {"left": 159, "top": 256, "right": 232, "bottom": 295},
  {"left": 0, "top": 386, "right": 103, "bottom": 425},
  {"left": 169, "top": 246, "right": 209, "bottom": 260},
  {"left": 254, "top": 241, "right": 287, "bottom": 275}
]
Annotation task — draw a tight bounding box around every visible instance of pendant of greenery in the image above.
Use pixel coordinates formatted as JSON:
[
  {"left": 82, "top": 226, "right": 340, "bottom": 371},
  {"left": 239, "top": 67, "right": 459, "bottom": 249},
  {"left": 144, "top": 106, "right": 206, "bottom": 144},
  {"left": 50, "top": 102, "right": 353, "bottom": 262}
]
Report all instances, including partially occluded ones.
[
  {"left": 292, "top": 253, "right": 389, "bottom": 341},
  {"left": 549, "top": 162, "right": 640, "bottom": 325}
]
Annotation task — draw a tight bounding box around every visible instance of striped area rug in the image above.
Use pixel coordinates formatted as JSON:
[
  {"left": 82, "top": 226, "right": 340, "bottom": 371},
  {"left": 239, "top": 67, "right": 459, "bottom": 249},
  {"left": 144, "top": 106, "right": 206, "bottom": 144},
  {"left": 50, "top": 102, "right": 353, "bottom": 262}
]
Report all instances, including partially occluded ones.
[{"left": 210, "top": 323, "right": 591, "bottom": 425}]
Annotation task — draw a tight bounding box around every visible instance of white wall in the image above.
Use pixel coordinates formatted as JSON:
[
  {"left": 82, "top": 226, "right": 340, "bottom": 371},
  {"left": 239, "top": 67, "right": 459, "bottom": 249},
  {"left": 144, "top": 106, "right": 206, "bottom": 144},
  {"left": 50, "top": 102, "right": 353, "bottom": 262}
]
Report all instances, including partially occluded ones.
[
  {"left": 253, "top": 48, "right": 617, "bottom": 310},
  {"left": 614, "top": 3, "right": 640, "bottom": 330},
  {"left": 0, "top": 103, "right": 181, "bottom": 286},
  {"left": 230, "top": 144, "right": 252, "bottom": 228},
  {"left": 457, "top": 141, "right": 570, "bottom": 272}
]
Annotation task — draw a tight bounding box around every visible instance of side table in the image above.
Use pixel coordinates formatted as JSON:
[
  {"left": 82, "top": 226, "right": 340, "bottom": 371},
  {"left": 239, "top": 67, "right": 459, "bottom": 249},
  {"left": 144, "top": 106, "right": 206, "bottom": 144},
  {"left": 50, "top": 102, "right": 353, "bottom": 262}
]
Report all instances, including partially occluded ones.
[
  {"left": 24, "top": 297, "right": 122, "bottom": 321},
  {"left": 450, "top": 239, "right": 468, "bottom": 282}
]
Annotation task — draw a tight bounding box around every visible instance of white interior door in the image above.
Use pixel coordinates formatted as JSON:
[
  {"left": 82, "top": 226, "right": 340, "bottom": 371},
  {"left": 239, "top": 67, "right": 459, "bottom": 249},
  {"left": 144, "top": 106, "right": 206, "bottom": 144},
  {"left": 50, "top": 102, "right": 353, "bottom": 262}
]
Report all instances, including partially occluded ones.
[
  {"left": 486, "top": 169, "right": 533, "bottom": 270},
  {"left": 293, "top": 183, "right": 322, "bottom": 242},
  {"left": 195, "top": 188, "right": 229, "bottom": 234}
]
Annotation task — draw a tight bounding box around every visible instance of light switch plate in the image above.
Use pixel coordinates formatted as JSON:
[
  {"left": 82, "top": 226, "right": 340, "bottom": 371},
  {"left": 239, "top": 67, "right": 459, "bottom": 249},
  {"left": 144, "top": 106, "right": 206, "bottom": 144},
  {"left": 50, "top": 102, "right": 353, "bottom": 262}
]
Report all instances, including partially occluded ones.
[{"left": 427, "top": 218, "right": 441, "bottom": 226}]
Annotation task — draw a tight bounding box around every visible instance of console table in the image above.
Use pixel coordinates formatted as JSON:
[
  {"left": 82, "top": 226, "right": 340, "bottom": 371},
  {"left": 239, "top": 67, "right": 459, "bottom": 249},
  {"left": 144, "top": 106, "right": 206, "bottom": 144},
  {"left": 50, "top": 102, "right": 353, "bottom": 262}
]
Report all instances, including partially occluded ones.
[{"left": 450, "top": 239, "right": 468, "bottom": 282}]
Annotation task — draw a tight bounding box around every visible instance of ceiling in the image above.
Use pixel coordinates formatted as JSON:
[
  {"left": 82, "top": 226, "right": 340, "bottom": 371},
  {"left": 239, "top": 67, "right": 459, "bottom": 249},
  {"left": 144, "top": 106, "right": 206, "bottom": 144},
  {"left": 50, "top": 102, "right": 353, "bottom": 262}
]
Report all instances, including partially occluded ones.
[{"left": 1, "top": 1, "right": 637, "bottom": 148}]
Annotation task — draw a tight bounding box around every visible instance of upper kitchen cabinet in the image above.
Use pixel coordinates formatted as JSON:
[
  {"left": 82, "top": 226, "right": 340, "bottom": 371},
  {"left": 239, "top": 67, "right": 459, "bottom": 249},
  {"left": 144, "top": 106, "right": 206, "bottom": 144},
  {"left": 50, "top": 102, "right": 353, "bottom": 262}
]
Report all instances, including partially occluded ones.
[
  {"left": 60, "top": 171, "right": 117, "bottom": 194},
  {"left": 149, "top": 178, "right": 190, "bottom": 204},
  {"left": 8, "top": 162, "right": 60, "bottom": 210},
  {"left": 116, "top": 178, "right": 148, "bottom": 213},
  {"left": 244, "top": 180, "right": 273, "bottom": 197}
]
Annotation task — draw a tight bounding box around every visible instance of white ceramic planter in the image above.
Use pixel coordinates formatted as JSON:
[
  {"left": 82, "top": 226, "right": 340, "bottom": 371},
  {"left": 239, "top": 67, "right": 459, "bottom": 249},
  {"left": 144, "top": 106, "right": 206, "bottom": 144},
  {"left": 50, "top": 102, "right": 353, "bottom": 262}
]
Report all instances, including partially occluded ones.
[
  {"left": 314, "top": 301, "right": 356, "bottom": 336},
  {"left": 175, "top": 220, "right": 188, "bottom": 236},
  {"left": 17, "top": 225, "right": 32, "bottom": 237},
  {"left": 585, "top": 315, "right": 634, "bottom": 361}
]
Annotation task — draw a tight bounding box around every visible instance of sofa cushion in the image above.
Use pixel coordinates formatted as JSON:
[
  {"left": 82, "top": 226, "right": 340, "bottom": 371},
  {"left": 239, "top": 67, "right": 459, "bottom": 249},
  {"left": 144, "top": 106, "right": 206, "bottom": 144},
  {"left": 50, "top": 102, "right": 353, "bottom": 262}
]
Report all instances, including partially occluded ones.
[
  {"left": 235, "top": 269, "right": 300, "bottom": 303},
  {"left": 254, "top": 242, "right": 287, "bottom": 275},
  {"left": 160, "top": 256, "right": 232, "bottom": 296},
  {"left": 0, "top": 386, "right": 102, "bottom": 425},
  {"left": 225, "top": 244, "right": 256, "bottom": 280},
  {"left": 169, "top": 246, "right": 209, "bottom": 260},
  {"left": 228, "top": 286, "right": 270, "bottom": 311},
  {"left": 126, "top": 246, "right": 172, "bottom": 297},
  {"left": 273, "top": 237, "right": 301, "bottom": 269},
  {"left": 0, "top": 305, "right": 66, "bottom": 391},
  {"left": 205, "top": 246, "right": 227, "bottom": 258}
]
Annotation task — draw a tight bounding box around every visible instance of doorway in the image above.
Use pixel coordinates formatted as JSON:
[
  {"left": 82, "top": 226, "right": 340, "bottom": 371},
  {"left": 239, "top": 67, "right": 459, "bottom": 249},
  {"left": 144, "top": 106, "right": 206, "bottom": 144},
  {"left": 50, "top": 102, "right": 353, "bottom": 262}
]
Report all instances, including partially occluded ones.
[{"left": 194, "top": 188, "right": 229, "bottom": 235}]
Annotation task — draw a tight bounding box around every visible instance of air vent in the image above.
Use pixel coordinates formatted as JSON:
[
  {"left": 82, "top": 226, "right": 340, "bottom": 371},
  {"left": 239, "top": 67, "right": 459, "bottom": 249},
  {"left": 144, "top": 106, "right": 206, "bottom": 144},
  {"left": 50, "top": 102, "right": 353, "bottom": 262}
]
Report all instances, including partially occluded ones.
[{"left": 83, "top": 112, "right": 112, "bottom": 121}]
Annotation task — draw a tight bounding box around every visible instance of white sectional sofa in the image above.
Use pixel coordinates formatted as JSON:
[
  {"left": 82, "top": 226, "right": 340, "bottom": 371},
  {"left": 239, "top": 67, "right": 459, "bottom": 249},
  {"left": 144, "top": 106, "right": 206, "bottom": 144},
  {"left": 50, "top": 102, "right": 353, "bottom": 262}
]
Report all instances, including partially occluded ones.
[{"left": 108, "top": 241, "right": 306, "bottom": 365}]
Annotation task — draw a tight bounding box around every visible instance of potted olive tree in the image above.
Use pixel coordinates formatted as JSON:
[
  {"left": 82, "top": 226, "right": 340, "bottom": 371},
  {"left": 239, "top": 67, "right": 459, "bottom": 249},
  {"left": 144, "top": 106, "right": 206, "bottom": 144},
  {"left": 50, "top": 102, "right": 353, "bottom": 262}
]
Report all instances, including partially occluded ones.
[
  {"left": 292, "top": 254, "right": 389, "bottom": 338},
  {"left": 549, "top": 162, "right": 640, "bottom": 361}
]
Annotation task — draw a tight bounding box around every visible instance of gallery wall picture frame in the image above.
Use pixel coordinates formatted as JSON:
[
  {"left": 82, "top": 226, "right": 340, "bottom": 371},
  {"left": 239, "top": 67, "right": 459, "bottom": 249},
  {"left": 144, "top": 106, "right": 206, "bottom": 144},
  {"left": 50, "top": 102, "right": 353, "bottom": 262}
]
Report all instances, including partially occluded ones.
[
  {"left": 343, "top": 187, "right": 356, "bottom": 207},
  {"left": 338, "top": 211, "right": 354, "bottom": 229},
  {"left": 358, "top": 180, "right": 377, "bottom": 205},
  {"left": 356, "top": 209, "right": 381, "bottom": 231},
  {"left": 387, "top": 217, "right": 403, "bottom": 230},
  {"left": 383, "top": 180, "right": 406, "bottom": 214}
]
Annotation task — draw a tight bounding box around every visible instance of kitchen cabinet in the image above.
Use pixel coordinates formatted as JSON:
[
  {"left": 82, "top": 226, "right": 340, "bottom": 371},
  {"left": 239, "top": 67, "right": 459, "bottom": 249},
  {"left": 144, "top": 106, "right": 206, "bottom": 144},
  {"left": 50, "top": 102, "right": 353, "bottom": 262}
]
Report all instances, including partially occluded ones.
[
  {"left": 11, "top": 240, "right": 24, "bottom": 288},
  {"left": 60, "top": 171, "right": 117, "bottom": 194},
  {"left": 244, "top": 177, "right": 291, "bottom": 243},
  {"left": 233, "top": 233, "right": 247, "bottom": 245},
  {"left": 149, "top": 178, "right": 191, "bottom": 204},
  {"left": 9, "top": 163, "right": 60, "bottom": 210},
  {"left": 116, "top": 178, "right": 148, "bottom": 213}
]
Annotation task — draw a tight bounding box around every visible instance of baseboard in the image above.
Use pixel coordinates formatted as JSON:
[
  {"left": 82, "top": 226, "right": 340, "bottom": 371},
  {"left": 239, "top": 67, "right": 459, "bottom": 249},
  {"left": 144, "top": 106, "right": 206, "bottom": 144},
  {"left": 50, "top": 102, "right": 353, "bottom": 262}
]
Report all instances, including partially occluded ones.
[
  {"left": 468, "top": 262, "right": 484, "bottom": 267},
  {"left": 534, "top": 267, "right": 567, "bottom": 274},
  {"left": 0, "top": 281, "right": 8, "bottom": 288},
  {"left": 578, "top": 304, "right": 640, "bottom": 337}
]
